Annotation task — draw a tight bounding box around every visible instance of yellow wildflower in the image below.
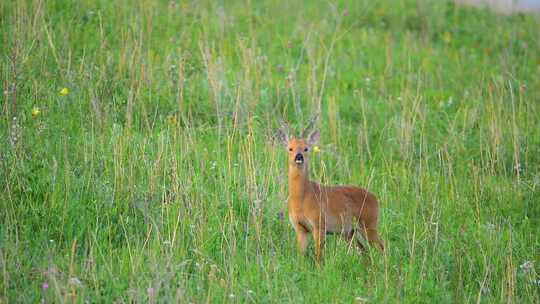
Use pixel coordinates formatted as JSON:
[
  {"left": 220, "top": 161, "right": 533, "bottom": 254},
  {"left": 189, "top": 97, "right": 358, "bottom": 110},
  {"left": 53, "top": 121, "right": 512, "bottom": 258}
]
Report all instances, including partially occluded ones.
[
  {"left": 167, "top": 114, "right": 177, "bottom": 125},
  {"left": 31, "top": 107, "right": 41, "bottom": 118},
  {"left": 313, "top": 146, "right": 321, "bottom": 153},
  {"left": 60, "top": 87, "right": 69, "bottom": 96},
  {"left": 442, "top": 31, "right": 452, "bottom": 44}
]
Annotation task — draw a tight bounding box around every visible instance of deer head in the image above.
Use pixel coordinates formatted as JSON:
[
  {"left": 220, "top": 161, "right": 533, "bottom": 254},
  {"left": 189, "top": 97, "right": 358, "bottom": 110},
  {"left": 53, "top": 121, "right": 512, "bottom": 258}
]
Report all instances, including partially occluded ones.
[{"left": 276, "top": 114, "right": 320, "bottom": 168}]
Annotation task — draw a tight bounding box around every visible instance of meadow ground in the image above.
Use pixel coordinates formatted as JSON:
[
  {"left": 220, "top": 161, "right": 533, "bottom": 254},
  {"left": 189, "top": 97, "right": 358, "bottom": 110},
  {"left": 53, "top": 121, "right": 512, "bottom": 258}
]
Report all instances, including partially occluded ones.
[{"left": 1, "top": 0, "right": 539, "bottom": 302}]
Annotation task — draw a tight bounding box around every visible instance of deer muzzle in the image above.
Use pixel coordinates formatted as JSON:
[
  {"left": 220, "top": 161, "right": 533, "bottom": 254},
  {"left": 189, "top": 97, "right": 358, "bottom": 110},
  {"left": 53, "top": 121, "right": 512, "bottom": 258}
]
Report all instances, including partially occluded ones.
[{"left": 294, "top": 153, "right": 304, "bottom": 164}]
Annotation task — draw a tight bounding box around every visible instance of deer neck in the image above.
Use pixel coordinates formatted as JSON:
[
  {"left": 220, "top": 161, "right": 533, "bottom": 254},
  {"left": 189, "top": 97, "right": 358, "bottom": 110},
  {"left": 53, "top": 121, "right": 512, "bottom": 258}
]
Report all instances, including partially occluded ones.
[{"left": 288, "top": 164, "right": 309, "bottom": 202}]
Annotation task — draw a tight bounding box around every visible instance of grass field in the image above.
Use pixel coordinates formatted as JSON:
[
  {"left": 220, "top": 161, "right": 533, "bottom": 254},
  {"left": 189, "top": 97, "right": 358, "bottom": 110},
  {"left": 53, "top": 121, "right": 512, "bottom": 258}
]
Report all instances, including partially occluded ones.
[{"left": 1, "top": 0, "right": 540, "bottom": 302}]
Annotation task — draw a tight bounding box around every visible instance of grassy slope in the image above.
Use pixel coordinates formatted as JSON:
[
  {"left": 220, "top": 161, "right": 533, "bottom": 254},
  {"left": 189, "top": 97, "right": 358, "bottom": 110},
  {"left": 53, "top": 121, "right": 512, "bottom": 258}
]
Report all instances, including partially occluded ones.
[{"left": 1, "top": 0, "right": 539, "bottom": 302}]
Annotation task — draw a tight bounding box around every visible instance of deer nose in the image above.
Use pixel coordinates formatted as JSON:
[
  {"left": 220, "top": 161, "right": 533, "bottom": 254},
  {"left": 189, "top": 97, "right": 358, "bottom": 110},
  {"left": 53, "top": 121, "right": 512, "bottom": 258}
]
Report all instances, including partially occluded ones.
[{"left": 294, "top": 153, "right": 304, "bottom": 164}]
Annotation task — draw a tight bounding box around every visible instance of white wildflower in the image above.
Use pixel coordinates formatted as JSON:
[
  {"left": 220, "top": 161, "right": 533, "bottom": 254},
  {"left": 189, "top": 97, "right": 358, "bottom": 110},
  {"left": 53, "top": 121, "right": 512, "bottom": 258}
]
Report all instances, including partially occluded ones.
[
  {"left": 69, "top": 277, "right": 83, "bottom": 288},
  {"left": 520, "top": 261, "right": 533, "bottom": 272}
]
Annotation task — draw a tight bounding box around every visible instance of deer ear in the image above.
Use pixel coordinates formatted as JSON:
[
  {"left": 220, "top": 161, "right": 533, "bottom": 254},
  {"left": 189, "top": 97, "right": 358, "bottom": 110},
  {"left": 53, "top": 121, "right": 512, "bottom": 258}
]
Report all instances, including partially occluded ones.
[
  {"left": 276, "top": 128, "right": 289, "bottom": 147},
  {"left": 308, "top": 129, "right": 320, "bottom": 146}
]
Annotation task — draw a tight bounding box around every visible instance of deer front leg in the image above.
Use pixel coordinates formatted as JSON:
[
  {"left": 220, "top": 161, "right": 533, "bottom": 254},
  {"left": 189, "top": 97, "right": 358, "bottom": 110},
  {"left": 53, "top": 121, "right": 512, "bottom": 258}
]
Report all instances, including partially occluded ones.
[
  {"left": 312, "top": 227, "right": 325, "bottom": 262},
  {"left": 296, "top": 231, "right": 308, "bottom": 254},
  {"left": 292, "top": 222, "right": 309, "bottom": 255}
]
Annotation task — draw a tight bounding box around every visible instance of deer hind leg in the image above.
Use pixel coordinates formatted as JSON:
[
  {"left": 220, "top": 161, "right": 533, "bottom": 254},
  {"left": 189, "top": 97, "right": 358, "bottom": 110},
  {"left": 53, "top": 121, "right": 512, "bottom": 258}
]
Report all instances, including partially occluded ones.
[
  {"left": 342, "top": 230, "right": 365, "bottom": 252},
  {"left": 358, "top": 224, "right": 384, "bottom": 252}
]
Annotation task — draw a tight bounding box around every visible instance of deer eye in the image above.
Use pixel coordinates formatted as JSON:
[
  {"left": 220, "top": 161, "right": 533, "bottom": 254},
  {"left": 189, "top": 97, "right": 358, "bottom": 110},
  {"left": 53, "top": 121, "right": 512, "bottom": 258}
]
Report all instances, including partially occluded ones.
[
  {"left": 304, "top": 148, "right": 308, "bottom": 152},
  {"left": 288, "top": 148, "right": 293, "bottom": 152}
]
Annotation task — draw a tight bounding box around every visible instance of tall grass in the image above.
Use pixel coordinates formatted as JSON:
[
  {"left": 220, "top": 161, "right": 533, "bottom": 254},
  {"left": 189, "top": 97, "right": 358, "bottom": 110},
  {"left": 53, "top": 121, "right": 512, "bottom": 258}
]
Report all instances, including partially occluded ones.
[{"left": 1, "top": 0, "right": 539, "bottom": 302}]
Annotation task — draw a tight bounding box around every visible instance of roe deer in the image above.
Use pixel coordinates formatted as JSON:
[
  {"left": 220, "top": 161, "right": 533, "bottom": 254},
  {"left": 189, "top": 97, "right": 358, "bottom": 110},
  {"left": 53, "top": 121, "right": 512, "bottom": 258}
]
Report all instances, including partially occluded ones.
[{"left": 276, "top": 114, "right": 384, "bottom": 259}]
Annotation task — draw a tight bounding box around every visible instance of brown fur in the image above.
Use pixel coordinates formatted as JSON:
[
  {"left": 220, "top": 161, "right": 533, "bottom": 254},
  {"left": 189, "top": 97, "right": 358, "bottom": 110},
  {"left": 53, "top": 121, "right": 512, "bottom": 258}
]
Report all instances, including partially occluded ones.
[{"left": 284, "top": 138, "right": 384, "bottom": 259}]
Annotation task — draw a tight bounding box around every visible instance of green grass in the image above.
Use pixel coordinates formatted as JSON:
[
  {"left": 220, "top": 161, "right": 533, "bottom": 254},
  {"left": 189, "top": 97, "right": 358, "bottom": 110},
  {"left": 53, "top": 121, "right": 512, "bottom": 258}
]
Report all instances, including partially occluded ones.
[{"left": 1, "top": 0, "right": 539, "bottom": 302}]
